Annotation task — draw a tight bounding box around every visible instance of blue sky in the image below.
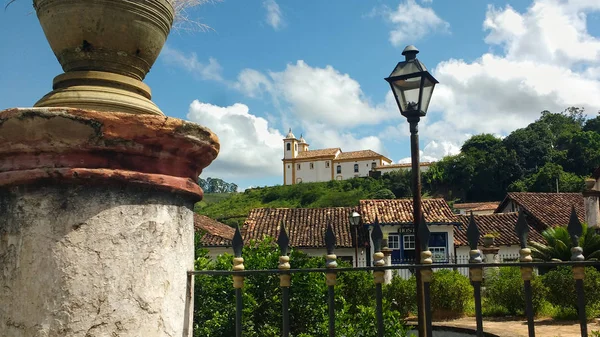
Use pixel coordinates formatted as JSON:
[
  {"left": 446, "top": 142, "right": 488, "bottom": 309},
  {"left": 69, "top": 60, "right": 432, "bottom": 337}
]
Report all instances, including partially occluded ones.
[{"left": 2, "top": 0, "right": 600, "bottom": 190}]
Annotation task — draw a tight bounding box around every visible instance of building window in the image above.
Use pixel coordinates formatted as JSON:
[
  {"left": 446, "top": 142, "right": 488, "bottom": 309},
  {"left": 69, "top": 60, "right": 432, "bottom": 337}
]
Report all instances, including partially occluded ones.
[
  {"left": 286, "top": 143, "right": 291, "bottom": 151},
  {"left": 403, "top": 234, "right": 416, "bottom": 261},
  {"left": 296, "top": 178, "right": 302, "bottom": 183},
  {"left": 336, "top": 165, "right": 341, "bottom": 174},
  {"left": 310, "top": 163, "right": 314, "bottom": 169},
  {"left": 372, "top": 162, "right": 377, "bottom": 168},
  {"left": 297, "top": 164, "right": 301, "bottom": 170},
  {"left": 295, "top": 144, "right": 298, "bottom": 151},
  {"left": 325, "top": 161, "right": 330, "bottom": 168},
  {"left": 388, "top": 234, "right": 400, "bottom": 249},
  {"left": 287, "top": 165, "right": 290, "bottom": 168},
  {"left": 429, "top": 233, "right": 448, "bottom": 262},
  {"left": 354, "top": 164, "right": 359, "bottom": 173}
]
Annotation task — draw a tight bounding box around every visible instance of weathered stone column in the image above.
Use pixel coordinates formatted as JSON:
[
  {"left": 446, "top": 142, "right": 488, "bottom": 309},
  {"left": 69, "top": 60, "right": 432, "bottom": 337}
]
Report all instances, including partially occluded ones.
[{"left": 0, "top": 108, "right": 219, "bottom": 337}]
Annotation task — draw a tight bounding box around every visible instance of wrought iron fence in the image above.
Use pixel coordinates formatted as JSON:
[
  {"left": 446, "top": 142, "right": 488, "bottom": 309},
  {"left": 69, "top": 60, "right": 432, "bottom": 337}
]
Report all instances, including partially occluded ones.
[{"left": 190, "top": 208, "right": 600, "bottom": 337}]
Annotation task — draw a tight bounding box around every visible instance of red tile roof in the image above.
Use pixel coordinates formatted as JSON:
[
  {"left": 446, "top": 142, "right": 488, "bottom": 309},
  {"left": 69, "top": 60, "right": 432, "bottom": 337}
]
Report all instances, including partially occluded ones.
[
  {"left": 243, "top": 207, "right": 369, "bottom": 248},
  {"left": 295, "top": 148, "right": 340, "bottom": 159},
  {"left": 359, "top": 199, "right": 460, "bottom": 225},
  {"left": 496, "top": 192, "right": 584, "bottom": 229},
  {"left": 194, "top": 214, "right": 235, "bottom": 247},
  {"left": 454, "top": 213, "right": 545, "bottom": 247},
  {"left": 454, "top": 202, "right": 500, "bottom": 212},
  {"left": 336, "top": 150, "right": 386, "bottom": 160}
]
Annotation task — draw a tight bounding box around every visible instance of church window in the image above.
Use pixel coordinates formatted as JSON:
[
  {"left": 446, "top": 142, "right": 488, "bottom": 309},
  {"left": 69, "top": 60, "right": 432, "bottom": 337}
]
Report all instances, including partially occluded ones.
[
  {"left": 297, "top": 164, "right": 301, "bottom": 170},
  {"left": 325, "top": 161, "right": 330, "bottom": 168},
  {"left": 354, "top": 164, "right": 359, "bottom": 173},
  {"left": 295, "top": 144, "right": 298, "bottom": 151},
  {"left": 336, "top": 165, "right": 341, "bottom": 174},
  {"left": 286, "top": 143, "right": 291, "bottom": 151},
  {"left": 372, "top": 162, "right": 377, "bottom": 168},
  {"left": 310, "top": 163, "right": 314, "bottom": 169}
]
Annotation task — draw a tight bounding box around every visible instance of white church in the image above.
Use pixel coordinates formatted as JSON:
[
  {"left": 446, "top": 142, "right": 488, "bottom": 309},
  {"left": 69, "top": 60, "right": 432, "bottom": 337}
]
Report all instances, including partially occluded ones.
[{"left": 282, "top": 129, "right": 432, "bottom": 185}]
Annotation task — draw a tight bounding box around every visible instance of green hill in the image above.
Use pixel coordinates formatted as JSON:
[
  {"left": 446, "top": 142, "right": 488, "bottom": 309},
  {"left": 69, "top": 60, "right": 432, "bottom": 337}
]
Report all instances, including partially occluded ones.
[{"left": 195, "top": 174, "right": 411, "bottom": 227}]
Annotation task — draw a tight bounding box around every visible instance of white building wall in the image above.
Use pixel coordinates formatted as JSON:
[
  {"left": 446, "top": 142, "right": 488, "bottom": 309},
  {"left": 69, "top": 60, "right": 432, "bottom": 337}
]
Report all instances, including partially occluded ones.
[
  {"left": 294, "top": 159, "right": 332, "bottom": 184},
  {"left": 284, "top": 162, "right": 293, "bottom": 185},
  {"left": 454, "top": 245, "right": 521, "bottom": 260},
  {"left": 334, "top": 159, "right": 377, "bottom": 180}
]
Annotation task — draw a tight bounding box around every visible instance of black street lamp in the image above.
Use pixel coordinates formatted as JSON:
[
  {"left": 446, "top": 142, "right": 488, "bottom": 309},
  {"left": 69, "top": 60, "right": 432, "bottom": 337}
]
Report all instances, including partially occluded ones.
[
  {"left": 385, "top": 45, "right": 438, "bottom": 337},
  {"left": 349, "top": 209, "right": 361, "bottom": 267}
]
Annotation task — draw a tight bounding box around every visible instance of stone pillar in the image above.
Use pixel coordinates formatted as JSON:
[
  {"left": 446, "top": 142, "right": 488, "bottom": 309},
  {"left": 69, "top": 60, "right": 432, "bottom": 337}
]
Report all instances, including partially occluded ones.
[
  {"left": 482, "top": 246, "right": 500, "bottom": 280},
  {"left": 0, "top": 108, "right": 219, "bottom": 337},
  {"left": 382, "top": 248, "right": 393, "bottom": 284}
]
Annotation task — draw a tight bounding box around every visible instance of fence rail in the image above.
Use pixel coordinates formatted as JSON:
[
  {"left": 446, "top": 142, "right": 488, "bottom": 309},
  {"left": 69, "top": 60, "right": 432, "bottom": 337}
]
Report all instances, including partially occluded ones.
[{"left": 192, "top": 209, "right": 599, "bottom": 337}]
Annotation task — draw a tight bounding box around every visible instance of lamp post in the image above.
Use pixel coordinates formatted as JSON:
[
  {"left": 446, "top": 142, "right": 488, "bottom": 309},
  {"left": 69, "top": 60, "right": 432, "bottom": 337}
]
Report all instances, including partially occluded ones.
[
  {"left": 349, "top": 209, "right": 361, "bottom": 267},
  {"left": 385, "top": 45, "right": 438, "bottom": 337}
]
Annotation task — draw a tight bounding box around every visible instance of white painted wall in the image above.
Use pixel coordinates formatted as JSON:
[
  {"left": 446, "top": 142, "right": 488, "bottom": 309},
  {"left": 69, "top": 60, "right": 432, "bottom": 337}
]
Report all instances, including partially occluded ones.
[
  {"left": 333, "top": 159, "right": 377, "bottom": 180},
  {"left": 295, "top": 159, "right": 332, "bottom": 184},
  {"left": 376, "top": 165, "right": 431, "bottom": 174}
]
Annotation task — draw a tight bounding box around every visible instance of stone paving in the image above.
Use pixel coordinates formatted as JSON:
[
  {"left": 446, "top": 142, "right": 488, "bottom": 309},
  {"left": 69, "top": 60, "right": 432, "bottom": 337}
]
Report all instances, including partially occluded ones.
[{"left": 434, "top": 317, "right": 600, "bottom": 337}]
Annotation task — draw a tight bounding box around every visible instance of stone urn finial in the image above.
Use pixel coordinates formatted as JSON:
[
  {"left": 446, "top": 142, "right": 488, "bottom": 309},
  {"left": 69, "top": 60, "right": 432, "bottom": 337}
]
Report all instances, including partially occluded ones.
[{"left": 33, "top": 0, "right": 175, "bottom": 115}]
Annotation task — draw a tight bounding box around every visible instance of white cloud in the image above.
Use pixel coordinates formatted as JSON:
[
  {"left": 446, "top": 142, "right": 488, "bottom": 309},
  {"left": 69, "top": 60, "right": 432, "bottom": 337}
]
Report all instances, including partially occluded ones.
[
  {"left": 422, "top": 0, "right": 600, "bottom": 158},
  {"left": 382, "top": 0, "right": 450, "bottom": 46},
  {"left": 161, "top": 45, "right": 223, "bottom": 81},
  {"left": 235, "top": 61, "right": 399, "bottom": 127},
  {"left": 263, "top": 0, "right": 284, "bottom": 30},
  {"left": 301, "top": 123, "right": 386, "bottom": 154},
  {"left": 186, "top": 101, "right": 283, "bottom": 180}
]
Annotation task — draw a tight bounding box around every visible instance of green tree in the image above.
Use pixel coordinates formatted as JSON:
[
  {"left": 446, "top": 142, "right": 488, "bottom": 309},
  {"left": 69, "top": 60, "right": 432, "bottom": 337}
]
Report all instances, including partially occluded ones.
[
  {"left": 509, "top": 163, "right": 585, "bottom": 193},
  {"left": 583, "top": 114, "right": 600, "bottom": 133},
  {"left": 381, "top": 170, "right": 412, "bottom": 198},
  {"left": 559, "top": 131, "right": 600, "bottom": 176},
  {"left": 372, "top": 188, "right": 396, "bottom": 199}
]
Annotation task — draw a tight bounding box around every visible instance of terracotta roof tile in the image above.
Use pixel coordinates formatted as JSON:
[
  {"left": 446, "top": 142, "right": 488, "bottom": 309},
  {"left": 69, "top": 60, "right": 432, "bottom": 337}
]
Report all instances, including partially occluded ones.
[
  {"left": 454, "top": 213, "right": 545, "bottom": 246},
  {"left": 453, "top": 202, "right": 500, "bottom": 211},
  {"left": 497, "top": 192, "right": 584, "bottom": 229},
  {"left": 243, "top": 207, "right": 369, "bottom": 248},
  {"left": 336, "top": 150, "right": 385, "bottom": 160},
  {"left": 295, "top": 148, "right": 340, "bottom": 159},
  {"left": 194, "top": 214, "right": 235, "bottom": 247},
  {"left": 359, "top": 199, "right": 460, "bottom": 225}
]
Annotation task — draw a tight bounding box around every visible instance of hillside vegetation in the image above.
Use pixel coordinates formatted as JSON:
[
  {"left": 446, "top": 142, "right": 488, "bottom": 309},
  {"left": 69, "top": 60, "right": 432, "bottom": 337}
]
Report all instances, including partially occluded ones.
[{"left": 196, "top": 172, "right": 412, "bottom": 227}]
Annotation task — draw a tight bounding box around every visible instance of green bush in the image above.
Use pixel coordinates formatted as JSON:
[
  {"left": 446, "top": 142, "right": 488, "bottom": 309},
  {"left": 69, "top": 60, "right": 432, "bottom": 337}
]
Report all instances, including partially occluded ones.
[
  {"left": 385, "top": 275, "right": 417, "bottom": 318},
  {"left": 484, "top": 267, "right": 547, "bottom": 316},
  {"left": 542, "top": 266, "right": 600, "bottom": 317},
  {"left": 430, "top": 270, "right": 473, "bottom": 317}
]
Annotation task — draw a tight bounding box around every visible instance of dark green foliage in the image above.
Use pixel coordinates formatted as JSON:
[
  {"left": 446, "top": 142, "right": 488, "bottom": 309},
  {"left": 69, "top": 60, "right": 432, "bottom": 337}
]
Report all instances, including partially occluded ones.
[
  {"left": 381, "top": 170, "right": 412, "bottom": 198},
  {"left": 484, "top": 267, "right": 547, "bottom": 315},
  {"left": 583, "top": 115, "right": 600, "bottom": 133},
  {"left": 541, "top": 266, "right": 600, "bottom": 317},
  {"left": 385, "top": 275, "right": 417, "bottom": 318},
  {"left": 508, "top": 163, "right": 585, "bottom": 193},
  {"left": 193, "top": 239, "right": 413, "bottom": 337},
  {"left": 424, "top": 107, "right": 598, "bottom": 202},
  {"left": 529, "top": 223, "right": 600, "bottom": 261},
  {"left": 429, "top": 270, "right": 473, "bottom": 315},
  {"left": 373, "top": 188, "right": 396, "bottom": 199}
]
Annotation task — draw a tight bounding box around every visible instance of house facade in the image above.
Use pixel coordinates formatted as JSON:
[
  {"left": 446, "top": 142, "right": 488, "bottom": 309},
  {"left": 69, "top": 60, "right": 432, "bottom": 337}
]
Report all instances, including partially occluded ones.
[
  {"left": 359, "top": 199, "right": 460, "bottom": 265},
  {"left": 194, "top": 214, "right": 235, "bottom": 259},
  {"left": 243, "top": 207, "right": 370, "bottom": 267},
  {"left": 495, "top": 192, "right": 585, "bottom": 231},
  {"left": 281, "top": 129, "right": 431, "bottom": 185},
  {"left": 453, "top": 212, "right": 545, "bottom": 258}
]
